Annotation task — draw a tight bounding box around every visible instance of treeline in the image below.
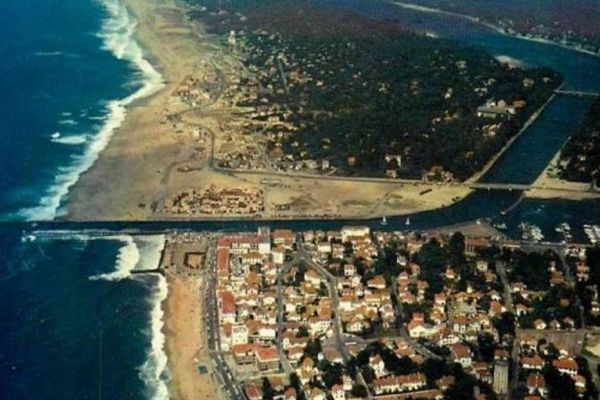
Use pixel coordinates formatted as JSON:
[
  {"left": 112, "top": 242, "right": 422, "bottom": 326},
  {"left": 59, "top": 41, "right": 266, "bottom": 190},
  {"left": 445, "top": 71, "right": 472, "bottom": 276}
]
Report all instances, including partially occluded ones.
[
  {"left": 558, "top": 98, "right": 600, "bottom": 186},
  {"left": 188, "top": 0, "right": 561, "bottom": 180}
]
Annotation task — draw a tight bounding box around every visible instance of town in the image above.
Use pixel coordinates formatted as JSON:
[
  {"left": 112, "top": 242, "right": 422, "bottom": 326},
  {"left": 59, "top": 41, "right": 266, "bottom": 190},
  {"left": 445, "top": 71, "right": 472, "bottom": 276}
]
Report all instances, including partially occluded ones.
[{"left": 161, "top": 225, "right": 600, "bottom": 400}]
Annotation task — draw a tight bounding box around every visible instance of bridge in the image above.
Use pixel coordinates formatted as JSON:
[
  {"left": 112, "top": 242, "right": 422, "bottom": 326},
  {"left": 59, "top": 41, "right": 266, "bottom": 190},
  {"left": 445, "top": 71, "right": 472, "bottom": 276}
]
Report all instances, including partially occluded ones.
[
  {"left": 554, "top": 89, "right": 600, "bottom": 98},
  {"left": 469, "top": 183, "right": 532, "bottom": 191}
]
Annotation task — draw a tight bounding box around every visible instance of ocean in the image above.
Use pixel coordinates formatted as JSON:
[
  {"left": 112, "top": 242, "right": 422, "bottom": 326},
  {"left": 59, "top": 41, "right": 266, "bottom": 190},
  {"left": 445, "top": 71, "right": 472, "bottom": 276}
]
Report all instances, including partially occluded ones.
[
  {"left": 0, "top": 0, "right": 599, "bottom": 399},
  {"left": 0, "top": 0, "right": 167, "bottom": 398},
  {"left": 0, "top": 229, "right": 169, "bottom": 399},
  {"left": 0, "top": 0, "right": 162, "bottom": 221}
]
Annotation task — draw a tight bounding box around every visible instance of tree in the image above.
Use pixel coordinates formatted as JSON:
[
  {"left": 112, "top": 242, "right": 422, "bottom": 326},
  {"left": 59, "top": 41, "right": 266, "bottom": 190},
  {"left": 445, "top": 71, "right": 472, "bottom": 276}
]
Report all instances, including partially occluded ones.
[
  {"left": 289, "top": 373, "right": 306, "bottom": 400},
  {"left": 543, "top": 365, "right": 576, "bottom": 399},
  {"left": 448, "top": 231, "right": 466, "bottom": 266},
  {"left": 297, "top": 326, "right": 310, "bottom": 337},
  {"left": 351, "top": 385, "right": 368, "bottom": 398},
  {"left": 321, "top": 361, "right": 343, "bottom": 388},
  {"left": 494, "top": 312, "right": 516, "bottom": 339},
  {"left": 305, "top": 338, "right": 322, "bottom": 360},
  {"left": 262, "top": 377, "right": 275, "bottom": 400}
]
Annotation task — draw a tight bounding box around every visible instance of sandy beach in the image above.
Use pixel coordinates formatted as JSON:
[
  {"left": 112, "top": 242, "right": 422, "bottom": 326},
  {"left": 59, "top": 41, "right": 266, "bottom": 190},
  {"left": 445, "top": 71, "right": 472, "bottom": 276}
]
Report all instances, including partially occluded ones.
[
  {"left": 527, "top": 149, "right": 600, "bottom": 200},
  {"left": 63, "top": 0, "right": 472, "bottom": 222},
  {"left": 164, "top": 273, "right": 218, "bottom": 400}
]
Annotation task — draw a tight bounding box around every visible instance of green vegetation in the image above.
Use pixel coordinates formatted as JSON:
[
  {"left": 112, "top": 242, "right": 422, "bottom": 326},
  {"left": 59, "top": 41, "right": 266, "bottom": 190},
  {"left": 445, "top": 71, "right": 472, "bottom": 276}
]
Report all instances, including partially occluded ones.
[
  {"left": 504, "top": 248, "right": 554, "bottom": 291},
  {"left": 407, "top": 0, "right": 600, "bottom": 54},
  {"left": 189, "top": 0, "right": 561, "bottom": 180},
  {"left": 558, "top": 98, "right": 600, "bottom": 186}
]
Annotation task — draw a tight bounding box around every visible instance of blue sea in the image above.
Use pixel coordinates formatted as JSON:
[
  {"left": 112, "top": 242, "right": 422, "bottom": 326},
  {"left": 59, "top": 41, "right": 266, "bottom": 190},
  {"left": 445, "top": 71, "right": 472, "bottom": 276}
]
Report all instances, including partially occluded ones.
[
  {"left": 0, "top": 0, "right": 162, "bottom": 221},
  {"left": 0, "top": 0, "right": 599, "bottom": 399},
  {"left": 0, "top": 229, "right": 169, "bottom": 399},
  {"left": 0, "top": 0, "right": 167, "bottom": 399}
]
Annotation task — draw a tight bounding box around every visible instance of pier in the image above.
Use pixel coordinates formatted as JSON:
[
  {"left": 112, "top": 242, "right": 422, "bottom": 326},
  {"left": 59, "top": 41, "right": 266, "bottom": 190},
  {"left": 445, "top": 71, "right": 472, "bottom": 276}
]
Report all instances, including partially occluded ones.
[
  {"left": 554, "top": 89, "right": 600, "bottom": 98},
  {"left": 130, "top": 267, "right": 164, "bottom": 276}
]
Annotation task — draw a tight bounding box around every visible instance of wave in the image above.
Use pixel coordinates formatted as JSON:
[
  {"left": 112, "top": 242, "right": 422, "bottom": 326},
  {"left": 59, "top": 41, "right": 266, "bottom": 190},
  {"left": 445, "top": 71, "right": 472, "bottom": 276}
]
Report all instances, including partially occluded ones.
[
  {"left": 135, "top": 236, "right": 169, "bottom": 399},
  {"left": 34, "top": 51, "right": 64, "bottom": 57},
  {"left": 17, "top": 0, "right": 164, "bottom": 221},
  {"left": 90, "top": 235, "right": 140, "bottom": 281},
  {"left": 51, "top": 135, "right": 87, "bottom": 145},
  {"left": 139, "top": 274, "right": 169, "bottom": 400},
  {"left": 34, "top": 51, "right": 79, "bottom": 58},
  {"left": 59, "top": 119, "right": 78, "bottom": 126}
]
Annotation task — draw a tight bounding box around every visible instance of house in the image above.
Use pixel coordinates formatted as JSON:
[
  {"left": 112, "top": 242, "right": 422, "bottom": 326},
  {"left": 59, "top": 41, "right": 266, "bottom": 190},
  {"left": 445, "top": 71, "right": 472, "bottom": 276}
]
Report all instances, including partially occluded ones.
[
  {"left": 255, "top": 346, "right": 280, "bottom": 371},
  {"left": 521, "top": 356, "right": 544, "bottom": 371},
  {"left": 245, "top": 383, "right": 262, "bottom": 400},
  {"left": 527, "top": 374, "right": 548, "bottom": 397},
  {"left": 271, "top": 246, "right": 285, "bottom": 265},
  {"left": 272, "top": 229, "right": 295, "bottom": 248},
  {"left": 450, "top": 343, "right": 472, "bottom": 368},
  {"left": 341, "top": 226, "right": 370, "bottom": 243},
  {"left": 369, "top": 354, "right": 388, "bottom": 378},
  {"left": 304, "top": 269, "right": 323, "bottom": 287},
  {"left": 317, "top": 241, "right": 331, "bottom": 254},
  {"left": 344, "top": 264, "right": 356, "bottom": 277},
  {"left": 552, "top": 358, "right": 579, "bottom": 378},
  {"left": 331, "top": 384, "right": 345, "bottom": 400},
  {"left": 367, "top": 275, "right": 387, "bottom": 290},
  {"left": 371, "top": 373, "right": 427, "bottom": 395},
  {"left": 218, "top": 291, "right": 236, "bottom": 324},
  {"left": 284, "top": 388, "right": 297, "bottom": 400},
  {"left": 533, "top": 319, "right": 547, "bottom": 330}
]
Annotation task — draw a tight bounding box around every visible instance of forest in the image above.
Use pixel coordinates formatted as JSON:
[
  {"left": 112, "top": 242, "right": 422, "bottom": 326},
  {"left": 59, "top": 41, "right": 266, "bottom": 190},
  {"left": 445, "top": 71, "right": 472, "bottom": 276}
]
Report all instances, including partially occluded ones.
[
  {"left": 189, "top": 0, "right": 561, "bottom": 180},
  {"left": 558, "top": 98, "right": 600, "bottom": 186}
]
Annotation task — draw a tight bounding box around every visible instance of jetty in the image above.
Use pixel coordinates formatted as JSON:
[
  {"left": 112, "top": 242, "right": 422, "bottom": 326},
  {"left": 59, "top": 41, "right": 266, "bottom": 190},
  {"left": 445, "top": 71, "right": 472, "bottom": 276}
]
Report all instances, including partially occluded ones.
[{"left": 554, "top": 89, "right": 600, "bottom": 98}]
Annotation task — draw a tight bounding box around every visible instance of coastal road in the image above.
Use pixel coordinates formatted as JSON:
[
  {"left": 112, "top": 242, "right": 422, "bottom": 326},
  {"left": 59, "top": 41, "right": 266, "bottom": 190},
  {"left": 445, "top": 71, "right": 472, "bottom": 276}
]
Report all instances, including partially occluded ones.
[{"left": 203, "top": 239, "right": 245, "bottom": 400}]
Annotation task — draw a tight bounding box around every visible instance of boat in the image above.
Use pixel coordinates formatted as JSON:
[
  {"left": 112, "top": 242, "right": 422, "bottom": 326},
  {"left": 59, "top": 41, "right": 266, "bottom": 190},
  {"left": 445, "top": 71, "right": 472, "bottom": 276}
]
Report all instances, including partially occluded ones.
[
  {"left": 405, "top": 217, "right": 411, "bottom": 226},
  {"left": 494, "top": 223, "right": 507, "bottom": 230},
  {"left": 380, "top": 215, "right": 387, "bottom": 226}
]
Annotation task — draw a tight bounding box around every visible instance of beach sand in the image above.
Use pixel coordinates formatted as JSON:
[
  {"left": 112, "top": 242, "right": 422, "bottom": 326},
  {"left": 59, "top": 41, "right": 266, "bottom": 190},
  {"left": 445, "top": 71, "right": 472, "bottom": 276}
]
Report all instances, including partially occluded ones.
[
  {"left": 527, "top": 149, "right": 600, "bottom": 200},
  {"left": 164, "top": 274, "right": 218, "bottom": 400},
  {"left": 64, "top": 0, "right": 472, "bottom": 221}
]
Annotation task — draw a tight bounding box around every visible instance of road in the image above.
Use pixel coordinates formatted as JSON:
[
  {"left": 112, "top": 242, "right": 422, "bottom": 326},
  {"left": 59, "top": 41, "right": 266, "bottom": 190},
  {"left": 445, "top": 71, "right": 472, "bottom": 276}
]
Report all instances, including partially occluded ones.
[
  {"left": 295, "top": 235, "right": 373, "bottom": 399},
  {"left": 203, "top": 238, "right": 245, "bottom": 400},
  {"left": 276, "top": 261, "right": 294, "bottom": 375}
]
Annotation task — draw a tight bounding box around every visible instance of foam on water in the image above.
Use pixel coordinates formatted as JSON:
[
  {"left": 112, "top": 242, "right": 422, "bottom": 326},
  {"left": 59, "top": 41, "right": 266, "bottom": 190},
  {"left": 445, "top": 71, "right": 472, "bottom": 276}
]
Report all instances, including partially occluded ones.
[
  {"left": 58, "top": 119, "right": 78, "bottom": 126},
  {"left": 51, "top": 135, "right": 87, "bottom": 145},
  {"left": 18, "top": 0, "right": 164, "bottom": 221},
  {"left": 89, "top": 235, "right": 140, "bottom": 281},
  {"left": 135, "top": 235, "right": 169, "bottom": 400}
]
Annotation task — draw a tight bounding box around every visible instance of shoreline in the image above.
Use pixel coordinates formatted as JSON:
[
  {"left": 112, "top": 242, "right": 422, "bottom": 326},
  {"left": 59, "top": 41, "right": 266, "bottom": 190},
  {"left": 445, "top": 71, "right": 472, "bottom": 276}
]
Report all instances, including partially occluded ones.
[
  {"left": 392, "top": 1, "right": 600, "bottom": 59},
  {"left": 63, "top": 0, "right": 599, "bottom": 225},
  {"left": 163, "top": 272, "right": 218, "bottom": 400}
]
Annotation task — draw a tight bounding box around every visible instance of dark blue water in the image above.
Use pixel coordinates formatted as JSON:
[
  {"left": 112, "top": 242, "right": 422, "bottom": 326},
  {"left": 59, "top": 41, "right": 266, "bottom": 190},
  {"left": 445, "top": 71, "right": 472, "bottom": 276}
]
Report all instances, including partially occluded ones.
[
  {"left": 1, "top": 0, "right": 599, "bottom": 399},
  {"left": 0, "top": 228, "right": 167, "bottom": 399},
  {"left": 0, "top": 0, "right": 147, "bottom": 221},
  {"left": 321, "top": 0, "right": 600, "bottom": 183}
]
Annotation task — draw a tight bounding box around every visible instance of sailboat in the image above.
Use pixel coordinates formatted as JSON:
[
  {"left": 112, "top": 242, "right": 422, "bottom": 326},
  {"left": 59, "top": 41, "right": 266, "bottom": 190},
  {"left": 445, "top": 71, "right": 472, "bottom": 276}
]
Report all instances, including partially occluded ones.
[
  {"left": 405, "top": 217, "right": 411, "bottom": 226},
  {"left": 380, "top": 215, "right": 387, "bottom": 226}
]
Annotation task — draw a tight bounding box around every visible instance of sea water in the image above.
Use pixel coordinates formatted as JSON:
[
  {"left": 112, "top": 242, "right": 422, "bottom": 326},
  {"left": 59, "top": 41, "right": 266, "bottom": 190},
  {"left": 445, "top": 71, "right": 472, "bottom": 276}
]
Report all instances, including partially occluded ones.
[
  {"left": 0, "top": 0, "right": 167, "bottom": 398},
  {"left": 0, "top": 0, "right": 162, "bottom": 221},
  {"left": 0, "top": 227, "right": 169, "bottom": 399}
]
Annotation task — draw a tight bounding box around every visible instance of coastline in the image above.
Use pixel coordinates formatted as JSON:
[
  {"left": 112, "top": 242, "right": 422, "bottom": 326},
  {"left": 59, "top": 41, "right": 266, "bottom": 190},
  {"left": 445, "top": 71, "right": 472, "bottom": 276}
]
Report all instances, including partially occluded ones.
[
  {"left": 164, "top": 272, "right": 218, "bottom": 400},
  {"left": 527, "top": 148, "right": 599, "bottom": 201},
  {"left": 391, "top": 1, "right": 600, "bottom": 59},
  {"left": 63, "top": 0, "right": 598, "bottom": 225}
]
